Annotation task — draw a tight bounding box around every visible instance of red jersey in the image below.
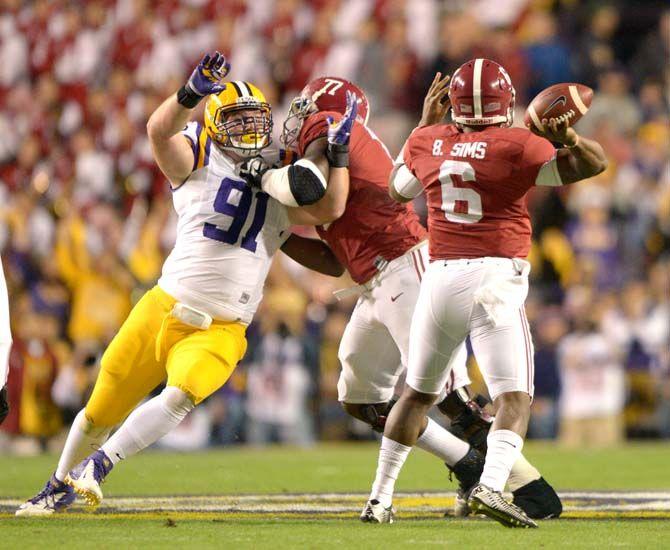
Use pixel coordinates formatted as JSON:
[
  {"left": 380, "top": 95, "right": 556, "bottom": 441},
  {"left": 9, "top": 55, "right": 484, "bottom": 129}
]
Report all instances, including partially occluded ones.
[
  {"left": 298, "top": 111, "right": 426, "bottom": 283},
  {"left": 403, "top": 124, "right": 556, "bottom": 260}
]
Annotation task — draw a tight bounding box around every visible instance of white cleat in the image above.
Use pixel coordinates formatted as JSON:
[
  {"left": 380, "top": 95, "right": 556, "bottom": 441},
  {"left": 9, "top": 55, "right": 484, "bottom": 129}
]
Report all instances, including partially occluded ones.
[
  {"left": 64, "top": 450, "right": 113, "bottom": 508},
  {"left": 15, "top": 475, "right": 76, "bottom": 517},
  {"left": 360, "top": 499, "right": 395, "bottom": 524},
  {"left": 468, "top": 483, "right": 538, "bottom": 528}
]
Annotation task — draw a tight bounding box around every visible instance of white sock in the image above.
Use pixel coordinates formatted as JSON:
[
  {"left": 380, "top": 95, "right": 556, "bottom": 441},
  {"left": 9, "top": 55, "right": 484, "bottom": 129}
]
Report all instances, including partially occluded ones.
[
  {"left": 55, "top": 410, "right": 111, "bottom": 481},
  {"left": 101, "top": 387, "right": 194, "bottom": 465},
  {"left": 507, "top": 453, "right": 541, "bottom": 492},
  {"left": 369, "top": 437, "right": 412, "bottom": 508},
  {"left": 416, "top": 418, "right": 469, "bottom": 466},
  {"left": 479, "top": 429, "right": 524, "bottom": 493}
]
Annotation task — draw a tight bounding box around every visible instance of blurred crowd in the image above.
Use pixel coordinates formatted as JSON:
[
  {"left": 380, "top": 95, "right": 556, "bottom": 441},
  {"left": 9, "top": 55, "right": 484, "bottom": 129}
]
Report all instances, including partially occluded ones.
[{"left": 0, "top": 0, "right": 668, "bottom": 453}]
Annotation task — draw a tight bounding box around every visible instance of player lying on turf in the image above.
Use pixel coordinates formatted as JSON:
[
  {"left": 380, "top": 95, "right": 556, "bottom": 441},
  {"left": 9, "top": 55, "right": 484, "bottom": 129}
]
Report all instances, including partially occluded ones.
[
  {"left": 363, "top": 59, "right": 607, "bottom": 527},
  {"left": 240, "top": 76, "right": 561, "bottom": 520},
  {"left": 16, "top": 52, "right": 354, "bottom": 516}
]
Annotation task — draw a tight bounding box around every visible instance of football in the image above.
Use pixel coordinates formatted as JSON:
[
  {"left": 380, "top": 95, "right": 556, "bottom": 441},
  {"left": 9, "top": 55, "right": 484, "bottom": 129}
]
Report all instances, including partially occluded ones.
[{"left": 524, "top": 83, "right": 593, "bottom": 132}]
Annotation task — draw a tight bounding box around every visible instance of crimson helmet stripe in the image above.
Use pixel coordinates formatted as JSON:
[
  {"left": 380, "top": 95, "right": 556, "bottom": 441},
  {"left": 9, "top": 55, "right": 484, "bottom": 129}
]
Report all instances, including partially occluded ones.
[{"left": 473, "top": 58, "right": 484, "bottom": 118}]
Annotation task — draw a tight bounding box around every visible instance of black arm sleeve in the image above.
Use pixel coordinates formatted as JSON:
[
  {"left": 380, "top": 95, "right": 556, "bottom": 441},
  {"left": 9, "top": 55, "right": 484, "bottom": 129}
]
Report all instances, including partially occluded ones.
[{"left": 287, "top": 164, "right": 326, "bottom": 206}]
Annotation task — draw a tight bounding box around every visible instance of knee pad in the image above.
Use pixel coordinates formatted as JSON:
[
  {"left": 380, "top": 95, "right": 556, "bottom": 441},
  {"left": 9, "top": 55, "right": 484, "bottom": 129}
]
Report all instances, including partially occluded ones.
[
  {"left": 437, "top": 387, "right": 493, "bottom": 454},
  {"left": 162, "top": 386, "right": 195, "bottom": 422}
]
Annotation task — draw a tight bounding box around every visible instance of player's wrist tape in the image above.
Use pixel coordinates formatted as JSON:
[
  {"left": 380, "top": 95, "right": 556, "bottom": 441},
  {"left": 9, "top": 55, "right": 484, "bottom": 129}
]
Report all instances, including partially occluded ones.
[
  {"left": 326, "top": 143, "right": 349, "bottom": 168},
  {"left": 260, "top": 159, "right": 327, "bottom": 207},
  {"left": 177, "top": 84, "right": 204, "bottom": 109}
]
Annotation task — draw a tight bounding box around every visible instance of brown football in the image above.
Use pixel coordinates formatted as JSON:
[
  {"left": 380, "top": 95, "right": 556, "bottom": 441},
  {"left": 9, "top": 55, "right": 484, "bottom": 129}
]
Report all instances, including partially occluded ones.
[{"left": 524, "top": 83, "right": 593, "bottom": 131}]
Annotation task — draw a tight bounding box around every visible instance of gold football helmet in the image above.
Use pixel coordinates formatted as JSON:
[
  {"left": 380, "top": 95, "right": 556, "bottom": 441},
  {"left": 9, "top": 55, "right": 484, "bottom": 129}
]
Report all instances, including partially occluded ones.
[{"left": 204, "top": 81, "right": 272, "bottom": 157}]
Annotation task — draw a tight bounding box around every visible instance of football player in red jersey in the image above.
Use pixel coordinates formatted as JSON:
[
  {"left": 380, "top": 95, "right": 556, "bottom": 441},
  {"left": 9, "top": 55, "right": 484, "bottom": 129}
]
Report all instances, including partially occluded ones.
[
  {"left": 246, "top": 76, "right": 562, "bottom": 521},
  {"left": 365, "top": 59, "right": 607, "bottom": 527}
]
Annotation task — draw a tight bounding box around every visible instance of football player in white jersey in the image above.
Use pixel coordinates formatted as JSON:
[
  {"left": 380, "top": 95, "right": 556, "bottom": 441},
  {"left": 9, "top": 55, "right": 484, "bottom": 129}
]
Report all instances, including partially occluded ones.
[{"left": 16, "top": 52, "right": 354, "bottom": 516}]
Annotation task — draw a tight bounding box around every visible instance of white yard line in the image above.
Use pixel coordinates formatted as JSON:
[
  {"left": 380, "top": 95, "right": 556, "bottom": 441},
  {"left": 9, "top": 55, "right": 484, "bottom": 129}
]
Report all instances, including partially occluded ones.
[{"left": 3, "top": 491, "right": 670, "bottom": 514}]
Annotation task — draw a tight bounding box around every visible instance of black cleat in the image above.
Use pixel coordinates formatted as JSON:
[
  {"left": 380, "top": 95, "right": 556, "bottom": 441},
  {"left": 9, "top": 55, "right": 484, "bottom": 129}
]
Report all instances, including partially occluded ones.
[{"left": 512, "top": 477, "right": 563, "bottom": 519}]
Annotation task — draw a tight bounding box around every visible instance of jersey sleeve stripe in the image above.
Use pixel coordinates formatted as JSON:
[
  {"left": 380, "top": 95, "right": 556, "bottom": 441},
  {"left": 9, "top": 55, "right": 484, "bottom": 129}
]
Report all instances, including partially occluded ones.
[
  {"left": 196, "top": 127, "right": 210, "bottom": 170},
  {"left": 183, "top": 133, "right": 198, "bottom": 158},
  {"left": 203, "top": 136, "right": 212, "bottom": 167},
  {"left": 192, "top": 123, "right": 203, "bottom": 171}
]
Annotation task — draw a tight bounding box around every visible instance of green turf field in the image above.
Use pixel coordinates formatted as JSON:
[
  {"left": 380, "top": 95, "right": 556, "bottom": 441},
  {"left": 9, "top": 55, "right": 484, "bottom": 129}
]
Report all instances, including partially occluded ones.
[{"left": 1, "top": 442, "right": 669, "bottom": 548}]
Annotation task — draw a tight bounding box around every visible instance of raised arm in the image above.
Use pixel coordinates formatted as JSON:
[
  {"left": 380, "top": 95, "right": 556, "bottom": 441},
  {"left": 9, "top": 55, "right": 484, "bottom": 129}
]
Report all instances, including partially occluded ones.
[
  {"left": 280, "top": 233, "right": 344, "bottom": 277},
  {"left": 534, "top": 117, "right": 608, "bottom": 184},
  {"left": 146, "top": 52, "right": 230, "bottom": 188},
  {"left": 387, "top": 75, "right": 450, "bottom": 202}
]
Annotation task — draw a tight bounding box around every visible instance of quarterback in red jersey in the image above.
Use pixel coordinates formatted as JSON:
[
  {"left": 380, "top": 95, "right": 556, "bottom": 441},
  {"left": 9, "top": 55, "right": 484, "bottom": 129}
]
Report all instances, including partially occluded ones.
[
  {"left": 365, "top": 59, "right": 607, "bottom": 528},
  {"left": 280, "top": 77, "right": 485, "bottom": 485},
  {"left": 278, "top": 76, "right": 562, "bottom": 523}
]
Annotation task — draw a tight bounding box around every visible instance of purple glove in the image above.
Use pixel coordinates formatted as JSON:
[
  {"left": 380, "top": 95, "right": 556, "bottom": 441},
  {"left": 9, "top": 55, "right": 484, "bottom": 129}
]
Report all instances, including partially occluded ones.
[
  {"left": 178, "top": 52, "right": 230, "bottom": 108},
  {"left": 185, "top": 51, "right": 230, "bottom": 96},
  {"left": 326, "top": 90, "right": 358, "bottom": 146}
]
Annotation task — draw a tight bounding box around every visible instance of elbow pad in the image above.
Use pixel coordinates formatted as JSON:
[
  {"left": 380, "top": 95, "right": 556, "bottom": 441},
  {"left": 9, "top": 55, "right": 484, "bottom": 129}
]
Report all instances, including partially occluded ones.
[
  {"left": 260, "top": 158, "right": 327, "bottom": 207},
  {"left": 391, "top": 164, "right": 423, "bottom": 199}
]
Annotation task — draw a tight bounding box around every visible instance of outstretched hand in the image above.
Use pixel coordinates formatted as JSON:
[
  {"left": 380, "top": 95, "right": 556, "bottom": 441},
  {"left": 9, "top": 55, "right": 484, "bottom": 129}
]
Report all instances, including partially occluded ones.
[
  {"left": 186, "top": 51, "right": 231, "bottom": 97},
  {"left": 420, "top": 72, "right": 451, "bottom": 126},
  {"left": 327, "top": 90, "right": 358, "bottom": 146}
]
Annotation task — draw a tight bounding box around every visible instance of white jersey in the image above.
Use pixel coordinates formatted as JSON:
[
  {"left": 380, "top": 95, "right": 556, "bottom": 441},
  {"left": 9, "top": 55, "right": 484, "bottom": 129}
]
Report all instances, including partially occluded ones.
[{"left": 158, "top": 122, "right": 290, "bottom": 324}]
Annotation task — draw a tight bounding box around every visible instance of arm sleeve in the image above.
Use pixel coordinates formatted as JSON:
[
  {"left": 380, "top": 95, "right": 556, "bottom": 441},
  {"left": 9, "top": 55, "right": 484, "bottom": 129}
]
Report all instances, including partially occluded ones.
[
  {"left": 390, "top": 141, "right": 423, "bottom": 199},
  {"left": 521, "top": 133, "right": 560, "bottom": 187}
]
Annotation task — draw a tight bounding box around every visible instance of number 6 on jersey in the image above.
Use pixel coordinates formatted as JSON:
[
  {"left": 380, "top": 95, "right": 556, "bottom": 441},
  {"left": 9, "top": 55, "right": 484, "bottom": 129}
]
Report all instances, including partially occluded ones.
[{"left": 439, "top": 160, "right": 482, "bottom": 224}]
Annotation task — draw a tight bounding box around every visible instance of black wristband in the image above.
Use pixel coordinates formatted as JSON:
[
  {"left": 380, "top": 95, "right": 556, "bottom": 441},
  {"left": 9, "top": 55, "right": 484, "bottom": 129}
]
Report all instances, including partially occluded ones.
[
  {"left": 177, "top": 84, "right": 203, "bottom": 109},
  {"left": 326, "top": 143, "right": 349, "bottom": 168}
]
